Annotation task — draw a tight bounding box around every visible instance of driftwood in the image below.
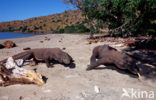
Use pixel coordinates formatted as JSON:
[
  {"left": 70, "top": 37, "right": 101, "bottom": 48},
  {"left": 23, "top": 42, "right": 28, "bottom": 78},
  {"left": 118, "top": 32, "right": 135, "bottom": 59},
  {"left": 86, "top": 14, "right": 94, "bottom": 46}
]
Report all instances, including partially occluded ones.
[
  {"left": 23, "top": 47, "right": 31, "bottom": 50},
  {"left": 0, "top": 57, "right": 45, "bottom": 87}
]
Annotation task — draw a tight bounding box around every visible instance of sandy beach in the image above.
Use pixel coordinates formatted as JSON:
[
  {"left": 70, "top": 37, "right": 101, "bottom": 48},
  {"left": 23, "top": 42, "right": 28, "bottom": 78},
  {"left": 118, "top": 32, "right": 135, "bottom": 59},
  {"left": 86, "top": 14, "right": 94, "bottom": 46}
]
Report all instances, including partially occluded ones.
[{"left": 0, "top": 34, "right": 156, "bottom": 100}]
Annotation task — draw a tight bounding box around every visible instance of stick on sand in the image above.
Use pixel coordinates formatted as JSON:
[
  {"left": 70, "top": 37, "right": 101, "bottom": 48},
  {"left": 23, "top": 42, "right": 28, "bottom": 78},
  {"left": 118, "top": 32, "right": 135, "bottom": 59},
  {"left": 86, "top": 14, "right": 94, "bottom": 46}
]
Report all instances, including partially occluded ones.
[{"left": 137, "top": 72, "right": 142, "bottom": 81}]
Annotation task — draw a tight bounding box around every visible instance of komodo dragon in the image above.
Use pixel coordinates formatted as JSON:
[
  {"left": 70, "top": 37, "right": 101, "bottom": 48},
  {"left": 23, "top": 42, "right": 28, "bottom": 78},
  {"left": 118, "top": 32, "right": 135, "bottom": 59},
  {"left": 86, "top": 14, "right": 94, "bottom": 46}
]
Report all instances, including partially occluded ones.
[
  {"left": 87, "top": 45, "right": 141, "bottom": 80},
  {"left": 0, "top": 48, "right": 74, "bottom": 68}
]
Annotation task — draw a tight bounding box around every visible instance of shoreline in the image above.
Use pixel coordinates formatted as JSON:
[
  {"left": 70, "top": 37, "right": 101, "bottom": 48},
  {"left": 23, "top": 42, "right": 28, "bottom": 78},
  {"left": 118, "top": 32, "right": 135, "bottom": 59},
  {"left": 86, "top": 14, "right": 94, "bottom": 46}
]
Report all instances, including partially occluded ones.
[{"left": 0, "top": 32, "right": 90, "bottom": 40}]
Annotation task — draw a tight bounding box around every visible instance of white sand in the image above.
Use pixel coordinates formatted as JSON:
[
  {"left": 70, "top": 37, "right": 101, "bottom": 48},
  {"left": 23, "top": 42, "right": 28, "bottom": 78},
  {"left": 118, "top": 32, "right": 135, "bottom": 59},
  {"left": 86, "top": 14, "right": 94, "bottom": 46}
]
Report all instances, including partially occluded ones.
[{"left": 0, "top": 34, "right": 156, "bottom": 100}]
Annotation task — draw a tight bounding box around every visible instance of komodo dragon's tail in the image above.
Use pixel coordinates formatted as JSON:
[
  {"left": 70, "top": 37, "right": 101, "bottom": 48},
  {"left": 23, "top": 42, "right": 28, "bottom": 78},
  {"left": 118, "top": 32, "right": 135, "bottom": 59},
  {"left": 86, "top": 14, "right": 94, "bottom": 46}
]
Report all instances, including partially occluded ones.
[{"left": 0, "top": 51, "right": 31, "bottom": 64}]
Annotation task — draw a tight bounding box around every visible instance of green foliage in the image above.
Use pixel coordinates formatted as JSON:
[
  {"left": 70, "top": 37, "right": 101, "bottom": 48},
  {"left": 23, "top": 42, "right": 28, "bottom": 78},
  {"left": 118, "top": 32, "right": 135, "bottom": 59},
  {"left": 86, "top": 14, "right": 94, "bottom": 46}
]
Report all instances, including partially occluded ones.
[
  {"left": 64, "top": 0, "right": 156, "bottom": 37},
  {"left": 57, "top": 29, "right": 65, "bottom": 33},
  {"left": 55, "top": 24, "right": 89, "bottom": 33}
]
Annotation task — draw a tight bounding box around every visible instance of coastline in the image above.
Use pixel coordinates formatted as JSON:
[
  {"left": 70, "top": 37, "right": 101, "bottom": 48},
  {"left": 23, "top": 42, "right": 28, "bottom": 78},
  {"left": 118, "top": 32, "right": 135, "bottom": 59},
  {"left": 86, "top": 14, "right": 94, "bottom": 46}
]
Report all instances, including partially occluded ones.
[{"left": 0, "top": 32, "right": 39, "bottom": 40}]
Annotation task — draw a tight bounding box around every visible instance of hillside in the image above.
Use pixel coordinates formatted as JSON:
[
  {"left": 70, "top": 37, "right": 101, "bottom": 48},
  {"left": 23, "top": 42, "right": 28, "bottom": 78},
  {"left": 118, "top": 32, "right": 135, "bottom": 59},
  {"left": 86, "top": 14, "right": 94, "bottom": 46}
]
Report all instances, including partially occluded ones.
[{"left": 0, "top": 10, "right": 87, "bottom": 34}]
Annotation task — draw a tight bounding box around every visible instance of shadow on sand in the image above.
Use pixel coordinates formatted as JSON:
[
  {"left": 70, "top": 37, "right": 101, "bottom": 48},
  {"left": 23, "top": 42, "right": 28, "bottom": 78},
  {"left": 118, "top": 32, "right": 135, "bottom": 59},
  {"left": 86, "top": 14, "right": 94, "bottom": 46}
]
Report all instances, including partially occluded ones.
[
  {"left": 93, "top": 63, "right": 156, "bottom": 81},
  {"left": 92, "top": 51, "right": 156, "bottom": 81}
]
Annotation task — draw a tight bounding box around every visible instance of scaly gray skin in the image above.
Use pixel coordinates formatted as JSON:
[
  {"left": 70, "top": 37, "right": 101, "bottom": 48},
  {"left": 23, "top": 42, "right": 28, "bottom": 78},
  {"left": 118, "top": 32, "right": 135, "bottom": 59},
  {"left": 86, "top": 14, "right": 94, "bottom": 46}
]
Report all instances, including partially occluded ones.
[
  {"left": 87, "top": 45, "right": 140, "bottom": 75},
  {"left": 0, "top": 48, "right": 74, "bottom": 68}
]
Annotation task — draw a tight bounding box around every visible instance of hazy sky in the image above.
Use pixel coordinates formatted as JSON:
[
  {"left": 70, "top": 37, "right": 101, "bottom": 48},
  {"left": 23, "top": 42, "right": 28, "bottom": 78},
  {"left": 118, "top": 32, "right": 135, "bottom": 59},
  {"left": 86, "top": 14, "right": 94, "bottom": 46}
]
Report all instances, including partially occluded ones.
[{"left": 0, "top": 0, "right": 76, "bottom": 22}]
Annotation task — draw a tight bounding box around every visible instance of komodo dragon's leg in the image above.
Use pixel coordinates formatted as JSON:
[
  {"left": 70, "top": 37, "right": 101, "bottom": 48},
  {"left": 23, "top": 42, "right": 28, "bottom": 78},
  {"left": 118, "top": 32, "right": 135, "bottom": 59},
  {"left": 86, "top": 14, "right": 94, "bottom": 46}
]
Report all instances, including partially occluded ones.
[
  {"left": 86, "top": 58, "right": 112, "bottom": 70},
  {"left": 45, "top": 59, "right": 53, "bottom": 68},
  {"left": 90, "top": 54, "right": 97, "bottom": 65}
]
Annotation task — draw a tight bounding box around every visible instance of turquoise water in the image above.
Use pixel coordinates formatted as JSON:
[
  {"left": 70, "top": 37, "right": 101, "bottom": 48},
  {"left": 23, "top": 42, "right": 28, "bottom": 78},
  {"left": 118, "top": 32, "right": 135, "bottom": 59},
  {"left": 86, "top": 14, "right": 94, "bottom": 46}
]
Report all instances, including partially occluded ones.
[{"left": 0, "top": 32, "right": 38, "bottom": 39}]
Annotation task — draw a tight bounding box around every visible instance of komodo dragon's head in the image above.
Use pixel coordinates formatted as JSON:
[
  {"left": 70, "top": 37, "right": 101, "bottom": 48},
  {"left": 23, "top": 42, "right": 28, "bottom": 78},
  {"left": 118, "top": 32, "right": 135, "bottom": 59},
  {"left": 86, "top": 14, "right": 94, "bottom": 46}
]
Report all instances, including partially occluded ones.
[{"left": 61, "top": 52, "right": 74, "bottom": 65}]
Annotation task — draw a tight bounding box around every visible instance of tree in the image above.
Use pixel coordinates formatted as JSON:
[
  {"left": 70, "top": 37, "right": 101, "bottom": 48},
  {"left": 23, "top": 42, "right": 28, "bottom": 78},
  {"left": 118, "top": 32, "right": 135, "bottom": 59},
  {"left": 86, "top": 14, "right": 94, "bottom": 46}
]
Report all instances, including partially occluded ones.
[
  {"left": 63, "top": 0, "right": 156, "bottom": 37},
  {"left": 56, "top": 24, "right": 89, "bottom": 33},
  {"left": 63, "top": 0, "right": 98, "bottom": 38}
]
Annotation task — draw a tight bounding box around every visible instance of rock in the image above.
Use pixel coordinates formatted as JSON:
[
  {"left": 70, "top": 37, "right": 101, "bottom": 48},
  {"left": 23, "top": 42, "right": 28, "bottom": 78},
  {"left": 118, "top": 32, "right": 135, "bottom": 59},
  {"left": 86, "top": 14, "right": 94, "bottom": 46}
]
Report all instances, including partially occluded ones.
[{"left": 3, "top": 40, "right": 16, "bottom": 48}]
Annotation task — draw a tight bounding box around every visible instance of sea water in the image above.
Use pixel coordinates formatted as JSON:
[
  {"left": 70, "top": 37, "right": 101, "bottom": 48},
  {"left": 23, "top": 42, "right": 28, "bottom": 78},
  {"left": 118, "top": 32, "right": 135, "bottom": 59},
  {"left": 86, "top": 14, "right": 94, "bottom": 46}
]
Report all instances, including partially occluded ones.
[{"left": 0, "top": 32, "right": 38, "bottom": 39}]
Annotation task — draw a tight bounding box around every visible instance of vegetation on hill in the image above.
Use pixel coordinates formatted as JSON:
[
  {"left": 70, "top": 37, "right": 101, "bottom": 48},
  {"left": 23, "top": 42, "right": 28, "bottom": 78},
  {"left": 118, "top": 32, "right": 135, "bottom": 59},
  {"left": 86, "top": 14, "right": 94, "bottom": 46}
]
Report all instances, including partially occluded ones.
[
  {"left": 55, "top": 23, "right": 90, "bottom": 33},
  {"left": 0, "top": 10, "right": 88, "bottom": 34},
  {"left": 64, "top": 0, "right": 156, "bottom": 38}
]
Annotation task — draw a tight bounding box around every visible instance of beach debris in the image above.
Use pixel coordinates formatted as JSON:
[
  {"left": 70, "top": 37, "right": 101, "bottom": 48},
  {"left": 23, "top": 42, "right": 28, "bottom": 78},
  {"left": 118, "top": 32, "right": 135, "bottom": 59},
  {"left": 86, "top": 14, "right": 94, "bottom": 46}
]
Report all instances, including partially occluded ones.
[
  {"left": 87, "top": 38, "right": 98, "bottom": 44},
  {"left": 94, "top": 85, "right": 100, "bottom": 93},
  {"left": 19, "top": 96, "right": 23, "bottom": 100},
  {"left": 3, "top": 40, "right": 16, "bottom": 48},
  {"left": 81, "top": 91, "right": 88, "bottom": 98},
  {"left": 86, "top": 36, "right": 150, "bottom": 47},
  {"left": 23, "top": 47, "right": 31, "bottom": 50},
  {"left": 45, "top": 37, "right": 51, "bottom": 41},
  {"left": 40, "top": 41, "right": 44, "bottom": 43},
  {"left": 62, "top": 47, "right": 66, "bottom": 50},
  {"left": 0, "top": 57, "right": 45, "bottom": 86}
]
